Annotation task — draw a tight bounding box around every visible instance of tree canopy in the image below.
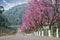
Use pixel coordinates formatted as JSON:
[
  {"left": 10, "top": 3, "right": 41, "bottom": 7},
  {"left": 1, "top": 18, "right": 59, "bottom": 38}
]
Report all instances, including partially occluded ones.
[
  {"left": 0, "top": 6, "right": 4, "bottom": 13},
  {"left": 20, "top": 0, "right": 60, "bottom": 33}
]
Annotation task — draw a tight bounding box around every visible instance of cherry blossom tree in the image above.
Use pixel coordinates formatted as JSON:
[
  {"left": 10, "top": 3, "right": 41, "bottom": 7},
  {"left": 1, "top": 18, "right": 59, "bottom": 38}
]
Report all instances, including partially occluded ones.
[
  {"left": 20, "top": 0, "right": 60, "bottom": 33},
  {"left": 39, "top": 0, "right": 60, "bottom": 30},
  {"left": 20, "top": 0, "right": 46, "bottom": 33}
]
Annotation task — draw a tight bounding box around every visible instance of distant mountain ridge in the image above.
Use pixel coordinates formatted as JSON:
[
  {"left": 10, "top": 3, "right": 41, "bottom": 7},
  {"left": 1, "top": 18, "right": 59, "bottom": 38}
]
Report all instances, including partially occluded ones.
[{"left": 3, "top": 3, "right": 28, "bottom": 25}]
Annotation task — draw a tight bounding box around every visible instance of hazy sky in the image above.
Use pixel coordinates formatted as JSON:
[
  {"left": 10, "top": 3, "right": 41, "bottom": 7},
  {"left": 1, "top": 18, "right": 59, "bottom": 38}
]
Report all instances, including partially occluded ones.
[{"left": 0, "top": 0, "right": 28, "bottom": 10}]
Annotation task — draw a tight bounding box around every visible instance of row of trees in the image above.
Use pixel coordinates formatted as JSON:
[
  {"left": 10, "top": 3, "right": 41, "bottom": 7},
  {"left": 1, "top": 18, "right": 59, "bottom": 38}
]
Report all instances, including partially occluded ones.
[{"left": 20, "top": 0, "right": 60, "bottom": 33}]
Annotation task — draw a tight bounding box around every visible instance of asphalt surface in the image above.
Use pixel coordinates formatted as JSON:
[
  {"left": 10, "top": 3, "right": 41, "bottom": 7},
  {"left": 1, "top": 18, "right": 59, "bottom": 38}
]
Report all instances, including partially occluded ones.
[{"left": 0, "top": 29, "right": 60, "bottom": 40}]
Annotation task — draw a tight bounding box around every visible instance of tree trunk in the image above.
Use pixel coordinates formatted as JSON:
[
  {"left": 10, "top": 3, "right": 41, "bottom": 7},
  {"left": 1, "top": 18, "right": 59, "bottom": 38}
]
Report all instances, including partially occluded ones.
[
  {"left": 56, "top": 28, "right": 59, "bottom": 38},
  {"left": 49, "top": 25, "right": 51, "bottom": 30},
  {"left": 42, "top": 31, "right": 44, "bottom": 36},
  {"left": 48, "top": 25, "right": 51, "bottom": 37}
]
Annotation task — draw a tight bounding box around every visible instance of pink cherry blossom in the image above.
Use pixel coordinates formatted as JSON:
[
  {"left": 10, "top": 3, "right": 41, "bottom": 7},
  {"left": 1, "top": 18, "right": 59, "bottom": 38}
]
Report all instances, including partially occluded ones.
[{"left": 20, "top": 0, "right": 60, "bottom": 32}]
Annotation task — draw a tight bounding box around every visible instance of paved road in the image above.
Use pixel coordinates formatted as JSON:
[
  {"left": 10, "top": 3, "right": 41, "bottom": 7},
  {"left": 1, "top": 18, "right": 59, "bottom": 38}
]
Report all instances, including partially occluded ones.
[
  {"left": 0, "top": 29, "right": 60, "bottom": 40},
  {"left": 0, "top": 34, "right": 60, "bottom": 40}
]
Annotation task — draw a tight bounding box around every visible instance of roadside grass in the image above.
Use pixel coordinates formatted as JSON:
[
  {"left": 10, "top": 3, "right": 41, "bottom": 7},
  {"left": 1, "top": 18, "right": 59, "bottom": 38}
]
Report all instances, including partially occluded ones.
[
  {"left": 0, "top": 33, "right": 16, "bottom": 37},
  {"left": 0, "top": 25, "right": 19, "bottom": 37}
]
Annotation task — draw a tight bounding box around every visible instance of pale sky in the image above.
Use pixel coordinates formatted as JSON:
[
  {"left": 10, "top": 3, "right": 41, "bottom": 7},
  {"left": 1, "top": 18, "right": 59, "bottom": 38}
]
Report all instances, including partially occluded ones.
[{"left": 0, "top": 0, "right": 28, "bottom": 10}]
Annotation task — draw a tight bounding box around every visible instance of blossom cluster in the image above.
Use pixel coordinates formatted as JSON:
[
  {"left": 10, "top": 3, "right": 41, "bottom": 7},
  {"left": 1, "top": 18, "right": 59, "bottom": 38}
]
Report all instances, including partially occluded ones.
[{"left": 20, "top": 0, "right": 60, "bottom": 33}]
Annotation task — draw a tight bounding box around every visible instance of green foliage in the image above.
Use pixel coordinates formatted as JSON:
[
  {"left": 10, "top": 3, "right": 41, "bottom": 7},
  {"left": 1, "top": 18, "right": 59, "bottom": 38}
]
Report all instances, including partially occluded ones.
[
  {"left": 0, "top": 14, "right": 8, "bottom": 27},
  {"left": 0, "top": 6, "right": 4, "bottom": 13},
  {"left": 57, "top": 21, "right": 60, "bottom": 28}
]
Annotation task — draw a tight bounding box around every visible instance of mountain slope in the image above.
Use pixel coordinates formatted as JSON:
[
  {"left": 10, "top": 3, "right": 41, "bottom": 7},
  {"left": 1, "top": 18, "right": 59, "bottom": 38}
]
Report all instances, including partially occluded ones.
[{"left": 4, "top": 3, "right": 28, "bottom": 25}]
